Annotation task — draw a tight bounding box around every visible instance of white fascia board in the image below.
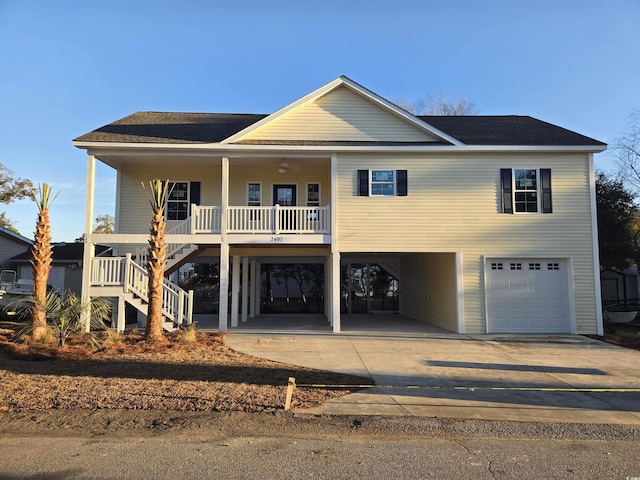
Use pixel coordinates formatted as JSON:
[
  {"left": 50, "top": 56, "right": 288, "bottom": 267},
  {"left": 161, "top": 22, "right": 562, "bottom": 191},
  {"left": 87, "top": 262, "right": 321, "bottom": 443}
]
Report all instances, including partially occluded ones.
[{"left": 74, "top": 141, "right": 607, "bottom": 155}]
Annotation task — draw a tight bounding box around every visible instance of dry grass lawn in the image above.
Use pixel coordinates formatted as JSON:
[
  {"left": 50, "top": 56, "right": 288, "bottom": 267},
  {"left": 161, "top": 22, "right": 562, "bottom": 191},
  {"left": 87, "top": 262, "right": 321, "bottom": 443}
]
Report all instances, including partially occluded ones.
[{"left": 0, "top": 323, "right": 373, "bottom": 414}]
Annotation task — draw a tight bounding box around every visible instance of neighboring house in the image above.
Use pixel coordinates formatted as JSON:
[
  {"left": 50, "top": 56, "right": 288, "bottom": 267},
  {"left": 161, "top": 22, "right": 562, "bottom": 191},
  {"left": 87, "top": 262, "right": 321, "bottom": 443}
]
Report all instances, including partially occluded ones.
[
  {"left": 73, "top": 76, "right": 606, "bottom": 335},
  {"left": 601, "top": 269, "right": 639, "bottom": 306},
  {"left": 0, "top": 226, "right": 32, "bottom": 271},
  {"left": 9, "top": 243, "right": 111, "bottom": 296}
]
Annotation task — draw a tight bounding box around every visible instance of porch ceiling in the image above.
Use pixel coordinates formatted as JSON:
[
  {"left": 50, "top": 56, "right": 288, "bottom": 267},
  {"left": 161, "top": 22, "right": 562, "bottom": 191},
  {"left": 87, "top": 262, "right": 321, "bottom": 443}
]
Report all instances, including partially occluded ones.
[{"left": 93, "top": 153, "right": 329, "bottom": 169}]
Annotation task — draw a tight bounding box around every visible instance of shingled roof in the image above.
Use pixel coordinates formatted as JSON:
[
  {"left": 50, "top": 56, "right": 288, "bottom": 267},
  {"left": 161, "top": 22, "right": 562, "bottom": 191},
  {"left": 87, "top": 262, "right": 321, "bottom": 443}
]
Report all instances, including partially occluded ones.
[
  {"left": 74, "top": 112, "right": 605, "bottom": 147},
  {"left": 10, "top": 243, "right": 111, "bottom": 263},
  {"left": 74, "top": 112, "right": 268, "bottom": 144},
  {"left": 420, "top": 115, "right": 605, "bottom": 146}
]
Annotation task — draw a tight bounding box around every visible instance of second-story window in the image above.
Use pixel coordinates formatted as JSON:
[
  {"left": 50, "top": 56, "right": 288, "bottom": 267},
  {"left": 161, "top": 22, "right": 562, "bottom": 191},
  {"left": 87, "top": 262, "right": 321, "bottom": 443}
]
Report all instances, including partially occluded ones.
[
  {"left": 162, "top": 181, "right": 199, "bottom": 221},
  {"left": 371, "top": 170, "right": 396, "bottom": 196},
  {"left": 248, "top": 183, "right": 261, "bottom": 206},
  {"left": 358, "top": 170, "right": 407, "bottom": 196},
  {"left": 500, "top": 168, "right": 552, "bottom": 214},
  {"left": 167, "top": 181, "right": 189, "bottom": 221},
  {"left": 307, "top": 183, "right": 320, "bottom": 206},
  {"left": 514, "top": 169, "right": 538, "bottom": 213}
]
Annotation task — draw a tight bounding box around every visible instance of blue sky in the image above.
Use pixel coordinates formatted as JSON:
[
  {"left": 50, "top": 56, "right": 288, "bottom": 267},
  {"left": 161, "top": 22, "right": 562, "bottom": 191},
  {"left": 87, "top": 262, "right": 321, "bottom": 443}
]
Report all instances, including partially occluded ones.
[{"left": 1, "top": 0, "right": 639, "bottom": 242}]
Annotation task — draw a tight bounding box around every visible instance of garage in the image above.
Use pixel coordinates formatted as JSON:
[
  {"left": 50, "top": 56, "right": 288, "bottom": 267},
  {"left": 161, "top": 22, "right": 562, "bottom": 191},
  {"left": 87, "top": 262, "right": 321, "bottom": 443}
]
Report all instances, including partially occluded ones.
[{"left": 486, "top": 258, "right": 571, "bottom": 333}]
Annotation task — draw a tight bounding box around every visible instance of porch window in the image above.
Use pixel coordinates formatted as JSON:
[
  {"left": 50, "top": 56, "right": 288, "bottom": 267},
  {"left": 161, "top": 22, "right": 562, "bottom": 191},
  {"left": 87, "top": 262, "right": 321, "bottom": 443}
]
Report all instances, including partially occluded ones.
[
  {"left": 307, "top": 183, "right": 320, "bottom": 206},
  {"left": 167, "top": 182, "right": 189, "bottom": 221},
  {"left": 248, "top": 183, "right": 261, "bottom": 206},
  {"left": 165, "top": 181, "right": 200, "bottom": 220}
]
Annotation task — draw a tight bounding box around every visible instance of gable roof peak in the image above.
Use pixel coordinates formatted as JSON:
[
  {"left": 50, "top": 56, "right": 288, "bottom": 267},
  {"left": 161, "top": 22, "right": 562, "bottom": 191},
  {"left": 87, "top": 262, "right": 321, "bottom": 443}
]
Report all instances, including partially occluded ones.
[{"left": 222, "top": 76, "right": 464, "bottom": 146}]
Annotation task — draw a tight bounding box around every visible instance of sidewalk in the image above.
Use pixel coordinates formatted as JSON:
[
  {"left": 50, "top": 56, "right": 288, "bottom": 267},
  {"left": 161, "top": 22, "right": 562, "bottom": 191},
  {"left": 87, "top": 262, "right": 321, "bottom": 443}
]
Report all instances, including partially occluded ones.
[{"left": 225, "top": 320, "right": 640, "bottom": 425}]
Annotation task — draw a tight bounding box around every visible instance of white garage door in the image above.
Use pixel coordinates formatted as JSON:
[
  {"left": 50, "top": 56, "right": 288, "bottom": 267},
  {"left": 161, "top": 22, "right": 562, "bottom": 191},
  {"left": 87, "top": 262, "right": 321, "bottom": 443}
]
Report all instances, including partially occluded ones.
[{"left": 486, "top": 259, "right": 571, "bottom": 333}]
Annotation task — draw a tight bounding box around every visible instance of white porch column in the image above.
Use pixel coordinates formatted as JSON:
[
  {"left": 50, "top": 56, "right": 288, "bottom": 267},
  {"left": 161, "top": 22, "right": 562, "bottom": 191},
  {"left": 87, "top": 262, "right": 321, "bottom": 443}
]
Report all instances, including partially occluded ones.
[
  {"left": 324, "top": 257, "right": 330, "bottom": 324},
  {"left": 249, "top": 259, "right": 257, "bottom": 318},
  {"left": 231, "top": 255, "right": 240, "bottom": 327},
  {"left": 218, "top": 156, "right": 230, "bottom": 332},
  {"left": 117, "top": 295, "right": 126, "bottom": 332},
  {"left": 218, "top": 242, "right": 229, "bottom": 332},
  {"left": 81, "top": 154, "right": 96, "bottom": 332},
  {"left": 254, "top": 261, "right": 261, "bottom": 315},
  {"left": 329, "top": 152, "right": 340, "bottom": 332},
  {"left": 241, "top": 256, "right": 249, "bottom": 322},
  {"left": 330, "top": 251, "right": 341, "bottom": 333}
]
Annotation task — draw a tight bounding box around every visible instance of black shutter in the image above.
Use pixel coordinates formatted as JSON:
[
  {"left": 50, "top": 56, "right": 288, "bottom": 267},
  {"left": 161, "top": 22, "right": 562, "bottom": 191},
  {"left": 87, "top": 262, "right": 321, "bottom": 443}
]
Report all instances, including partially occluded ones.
[
  {"left": 396, "top": 170, "right": 408, "bottom": 196},
  {"left": 500, "top": 168, "right": 513, "bottom": 214},
  {"left": 540, "top": 169, "right": 552, "bottom": 213},
  {"left": 358, "top": 170, "right": 369, "bottom": 196},
  {"left": 190, "top": 182, "right": 201, "bottom": 206}
]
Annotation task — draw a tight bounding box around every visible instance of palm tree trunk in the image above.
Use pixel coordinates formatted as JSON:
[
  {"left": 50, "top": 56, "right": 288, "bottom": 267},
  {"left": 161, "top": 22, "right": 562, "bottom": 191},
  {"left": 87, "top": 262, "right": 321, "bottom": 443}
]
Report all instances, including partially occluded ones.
[
  {"left": 31, "top": 208, "right": 52, "bottom": 339},
  {"left": 145, "top": 207, "right": 166, "bottom": 342}
]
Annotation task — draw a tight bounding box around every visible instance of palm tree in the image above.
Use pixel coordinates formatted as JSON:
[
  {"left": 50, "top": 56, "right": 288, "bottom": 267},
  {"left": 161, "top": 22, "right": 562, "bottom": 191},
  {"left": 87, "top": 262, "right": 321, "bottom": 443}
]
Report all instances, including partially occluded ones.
[
  {"left": 28, "top": 183, "right": 58, "bottom": 340},
  {"left": 141, "top": 179, "right": 170, "bottom": 342}
]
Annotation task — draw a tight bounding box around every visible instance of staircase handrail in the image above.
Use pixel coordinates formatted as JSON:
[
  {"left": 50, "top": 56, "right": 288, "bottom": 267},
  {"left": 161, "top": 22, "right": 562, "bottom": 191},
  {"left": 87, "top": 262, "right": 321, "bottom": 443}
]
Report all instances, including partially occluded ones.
[{"left": 123, "top": 254, "right": 193, "bottom": 327}]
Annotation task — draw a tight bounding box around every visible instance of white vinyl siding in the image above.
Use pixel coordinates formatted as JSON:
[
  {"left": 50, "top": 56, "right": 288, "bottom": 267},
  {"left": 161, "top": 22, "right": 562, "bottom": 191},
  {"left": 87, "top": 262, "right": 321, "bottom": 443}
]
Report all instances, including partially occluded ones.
[
  {"left": 117, "top": 164, "right": 221, "bottom": 235},
  {"left": 236, "top": 85, "right": 440, "bottom": 143},
  {"left": 336, "top": 151, "right": 597, "bottom": 334}
]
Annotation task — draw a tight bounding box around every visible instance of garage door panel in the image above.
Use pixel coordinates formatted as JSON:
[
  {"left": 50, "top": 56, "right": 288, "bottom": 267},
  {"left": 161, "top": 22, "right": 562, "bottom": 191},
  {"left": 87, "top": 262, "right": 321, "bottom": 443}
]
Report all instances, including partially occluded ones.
[{"left": 487, "top": 258, "right": 570, "bottom": 333}]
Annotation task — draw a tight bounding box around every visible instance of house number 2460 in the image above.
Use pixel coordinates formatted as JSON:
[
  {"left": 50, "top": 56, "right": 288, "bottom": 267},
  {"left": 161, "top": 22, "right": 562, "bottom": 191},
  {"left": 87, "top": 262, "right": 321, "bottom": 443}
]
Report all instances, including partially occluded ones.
[{"left": 270, "top": 236, "right": 283, "bottom": 242}]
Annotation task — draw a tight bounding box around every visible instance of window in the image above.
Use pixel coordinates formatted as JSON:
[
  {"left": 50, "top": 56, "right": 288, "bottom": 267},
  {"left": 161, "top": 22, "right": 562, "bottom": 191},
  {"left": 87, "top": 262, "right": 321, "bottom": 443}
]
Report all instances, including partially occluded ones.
[
  {"left": 510, "top": 263, "right": 522, "bottom": 270},
  {"left": 165, "top": 181, "right": 201, "bottom": 221},
  {"left": 167, "top": 182, "right": 189, "bottom": 221},
  {"left": 491, "top": 263, "right": 504, "bottom": 270},
  {"left": 307, "top": 183, "right": 320, "bottom": 207},
  {"left": 371, "top": 170, "right": 395, "bottom": 196},
  {"left": 358, "top": 170, "right": 407, "bottom": 196},
  {"left": 514, "top": 169, "right": 538, "bottom": 213},
  {"left": 248, "top": 183, "right": 261, "bottom": 206},
  {"left": 500, "top": 168, "right": 552, "bottom": 214},
  {"left": 529, "top": 263, "right": 541, "bottom": 270},
  {"left": 548, "top": 263, "right": 560, "bottom": 271}
]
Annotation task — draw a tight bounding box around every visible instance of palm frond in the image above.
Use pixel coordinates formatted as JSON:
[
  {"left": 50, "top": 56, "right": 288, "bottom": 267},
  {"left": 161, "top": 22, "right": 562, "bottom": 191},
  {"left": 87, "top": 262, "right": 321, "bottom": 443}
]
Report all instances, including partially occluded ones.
[
  {"left": 141, "top": 179, "right": 173, "bottom": 211},
  {"left": 28, "top": 183, "right": 60, "bottom": 211}
]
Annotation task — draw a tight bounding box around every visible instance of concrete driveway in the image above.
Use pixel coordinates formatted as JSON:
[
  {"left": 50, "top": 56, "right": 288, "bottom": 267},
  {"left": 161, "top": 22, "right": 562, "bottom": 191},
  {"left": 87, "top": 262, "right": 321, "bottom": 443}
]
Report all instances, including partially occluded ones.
[{"left": 225, "top": 315, "right": 640, "bottom": 425}]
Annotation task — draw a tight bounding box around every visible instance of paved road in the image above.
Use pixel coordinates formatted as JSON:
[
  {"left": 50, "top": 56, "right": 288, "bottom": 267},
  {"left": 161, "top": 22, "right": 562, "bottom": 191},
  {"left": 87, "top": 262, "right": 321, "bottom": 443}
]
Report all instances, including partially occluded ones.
[{"left": 1, "top": 412, "right": 639, "bottom": 479}]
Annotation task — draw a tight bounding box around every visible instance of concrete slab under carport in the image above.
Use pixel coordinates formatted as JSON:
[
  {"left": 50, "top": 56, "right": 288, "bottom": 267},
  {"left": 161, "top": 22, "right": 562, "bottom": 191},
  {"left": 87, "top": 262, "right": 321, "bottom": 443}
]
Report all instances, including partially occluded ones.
[
  {"left": 195, "top": 313, "right": 453, "bottom": 334},
  {"left": 225, "top": 326, "right": 640, "bottom": 425}
]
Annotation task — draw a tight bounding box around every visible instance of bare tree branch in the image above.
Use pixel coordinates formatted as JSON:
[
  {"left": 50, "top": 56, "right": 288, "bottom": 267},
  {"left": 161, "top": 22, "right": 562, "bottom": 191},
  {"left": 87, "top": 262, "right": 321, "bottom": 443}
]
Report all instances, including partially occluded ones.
[{"left": 395, "top": 93, "right": 478, "bottom": 116}]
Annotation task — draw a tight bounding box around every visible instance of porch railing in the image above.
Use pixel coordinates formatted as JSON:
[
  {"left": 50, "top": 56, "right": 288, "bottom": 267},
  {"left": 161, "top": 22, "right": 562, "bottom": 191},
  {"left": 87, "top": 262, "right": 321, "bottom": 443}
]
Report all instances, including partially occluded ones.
[
  {"left": 90, "top": 255, "right": 193, "bottom": 327},
  {"left": 227, "top": 205, "right": 330, "bottom": 234}
]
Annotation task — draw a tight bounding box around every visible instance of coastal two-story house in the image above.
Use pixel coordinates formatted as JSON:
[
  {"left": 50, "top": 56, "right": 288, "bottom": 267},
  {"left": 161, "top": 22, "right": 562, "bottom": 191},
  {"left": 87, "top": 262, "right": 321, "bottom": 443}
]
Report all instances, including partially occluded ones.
[{"left": 73, "top": 76, "right": 606, "bottom": 335}]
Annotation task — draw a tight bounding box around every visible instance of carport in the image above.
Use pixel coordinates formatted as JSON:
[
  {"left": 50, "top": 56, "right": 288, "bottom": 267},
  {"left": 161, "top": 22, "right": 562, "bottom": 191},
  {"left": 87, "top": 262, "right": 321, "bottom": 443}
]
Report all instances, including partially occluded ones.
[{"left": 340, "top": 252, "right": 462, "bottom": 333}]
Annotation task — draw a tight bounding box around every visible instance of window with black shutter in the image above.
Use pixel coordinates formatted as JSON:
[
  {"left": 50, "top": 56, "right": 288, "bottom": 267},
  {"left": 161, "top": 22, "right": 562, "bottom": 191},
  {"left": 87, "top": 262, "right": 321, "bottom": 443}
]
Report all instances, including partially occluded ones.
[{"left": 358, "top": 169, "right": 407, "bottom": 197}]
